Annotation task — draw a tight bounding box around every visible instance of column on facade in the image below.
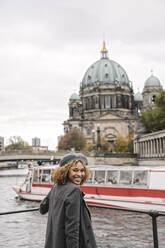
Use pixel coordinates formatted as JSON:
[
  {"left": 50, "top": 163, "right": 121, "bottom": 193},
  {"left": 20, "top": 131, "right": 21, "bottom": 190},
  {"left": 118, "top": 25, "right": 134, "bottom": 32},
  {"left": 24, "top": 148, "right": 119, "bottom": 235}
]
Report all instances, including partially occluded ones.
[
  {"left": 147, "top": 140, "right": 149, "bottom": 157},
  {"left": 141, "top": 142, "right": 143, "bottom": 157},
  {"left": 145, "top": 141, "right": 148, "bottom": 157},
  {"left": 161, "top": 137, "right": 164, "bottom": 157},
  {"left": 163, "top": 137, "right": 165, "bottom": 157},
  {"left": 150, "top": 139, "right": 152, "bottom": 157},
  {"left": 147, "top": 140, "right": 150, "bottom": 157},
  {"left": 139, "top": 142, "right": 142, "bottom": 157},
  {"left": 144, "top": 141, "right": 146, "bottom": 157},
  {"left": 153, "top": 139, "right": 155, "bottom": 157},
  {"left": 150, "top": 139, "right": 153, "bottom": 157},
  {"left": 159, "top": 137, "right": 162, "bottom": 157},
  {"left": 158, "top": 138, "right": 161, "bottom": 157},
  {"left": 144, "top": 140, "right": 147, "bottom": 158},
  {"left": 156, "top": 138, "right": 159, "bottom": 157},
  {"left": 134, "top": 141, "right": 137, "bottom": 154},
  {"left": 143, "top": 141, "right": 145, "bottom": 157}
]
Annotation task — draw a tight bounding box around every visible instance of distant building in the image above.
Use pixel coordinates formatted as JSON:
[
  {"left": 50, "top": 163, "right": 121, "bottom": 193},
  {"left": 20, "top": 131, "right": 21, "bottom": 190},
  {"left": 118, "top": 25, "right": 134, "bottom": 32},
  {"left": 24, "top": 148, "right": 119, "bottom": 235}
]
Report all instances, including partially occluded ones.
[
  {"left": 32, "top": 137, "right": 41, "bottom": 146},
  {"left": 0, "top": 136, "right": 4, "bottom": 152},
  {"left": 32, "top": 146, "right": 48, "bottom": 152},
  {"left": 64, "top": 42, "right": 163, "bottom": 149}
]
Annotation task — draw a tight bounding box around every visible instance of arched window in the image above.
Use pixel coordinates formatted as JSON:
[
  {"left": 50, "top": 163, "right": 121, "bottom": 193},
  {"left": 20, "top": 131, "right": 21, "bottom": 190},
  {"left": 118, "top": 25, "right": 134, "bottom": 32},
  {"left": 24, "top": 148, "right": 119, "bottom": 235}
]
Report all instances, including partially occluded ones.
[
  {"left": 105, "top": 73, "right": 109, "bottom": 79},
  {"left": 87, "top": 75, "right": 91, "bottom": 81},
  {"left": 100, "top": 96, "right": 105, "bottom": 109},
  {"left": 105, "top": 96, "right": 110, "bottom": 108},
  {"left": 69, "top": 107, "right": 73, "bottom": 117},
  {"left": 152, "top": 95, "right": 156, "bottom": 104},
  {"left": 87, "top": 128, "right": 91, "bottom": 135}
]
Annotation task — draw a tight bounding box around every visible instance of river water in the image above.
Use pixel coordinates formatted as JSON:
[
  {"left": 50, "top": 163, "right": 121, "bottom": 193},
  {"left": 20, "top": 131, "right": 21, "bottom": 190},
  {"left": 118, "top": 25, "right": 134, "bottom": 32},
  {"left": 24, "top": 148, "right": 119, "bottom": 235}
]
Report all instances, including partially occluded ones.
[{"left": 1, "top": 170, "right": 165, "bottom": 248}]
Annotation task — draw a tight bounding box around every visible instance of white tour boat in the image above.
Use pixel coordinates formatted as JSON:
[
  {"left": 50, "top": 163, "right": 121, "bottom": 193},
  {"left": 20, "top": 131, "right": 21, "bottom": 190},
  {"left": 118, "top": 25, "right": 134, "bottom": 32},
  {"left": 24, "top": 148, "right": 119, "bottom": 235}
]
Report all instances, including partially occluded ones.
[{"left": 12, "top": 164, "right": 165, "bottom": 212}]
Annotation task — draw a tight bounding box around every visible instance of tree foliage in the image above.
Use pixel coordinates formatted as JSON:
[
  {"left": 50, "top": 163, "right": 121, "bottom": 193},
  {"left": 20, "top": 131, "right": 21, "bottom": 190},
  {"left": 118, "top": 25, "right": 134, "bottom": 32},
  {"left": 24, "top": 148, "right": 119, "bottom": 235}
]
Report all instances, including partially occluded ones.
[
  {"left": 58, "top": 128, "right": 87, "bottom": 151},
  {"left": 5, "top": 136, "right": 31, "bottom": 151},
  {"left": 100, "top": 137, "right": 110, "bottom": 152},
  {"left": 114, "top": 135, "right": 128, "bottom": 152},
  {"left": 114, "top": 132, "right": 134, "bottom": 153},
  {"left": 84, "top": 136, "right": 110, "bottom": 152},
  {"left": 140, "top": 91, "right": 165, "bottom": 132}
]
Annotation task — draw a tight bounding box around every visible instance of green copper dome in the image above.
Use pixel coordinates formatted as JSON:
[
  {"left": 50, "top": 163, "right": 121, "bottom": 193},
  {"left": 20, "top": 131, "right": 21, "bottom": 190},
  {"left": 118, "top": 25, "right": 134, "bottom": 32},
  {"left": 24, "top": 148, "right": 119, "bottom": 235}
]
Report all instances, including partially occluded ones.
[
  {"left": 134, "top": 92, "right": 143, "bottom": 102},
  {"left": 144, "top": 75, "right": 161, "bottom": 87},
  {"left": 80, "top": 42, "right": 131, "bottom": 89},
  {"left": 69, "top": 93, "right": 81, "bottom": 101}
]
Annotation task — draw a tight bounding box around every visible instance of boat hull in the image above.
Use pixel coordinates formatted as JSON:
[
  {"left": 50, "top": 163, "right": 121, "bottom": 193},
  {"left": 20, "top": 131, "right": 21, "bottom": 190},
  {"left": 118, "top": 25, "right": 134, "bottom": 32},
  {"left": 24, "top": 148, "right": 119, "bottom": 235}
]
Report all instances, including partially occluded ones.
[{"left": 13, "top": 184, "right": 165, "bottom": 212}]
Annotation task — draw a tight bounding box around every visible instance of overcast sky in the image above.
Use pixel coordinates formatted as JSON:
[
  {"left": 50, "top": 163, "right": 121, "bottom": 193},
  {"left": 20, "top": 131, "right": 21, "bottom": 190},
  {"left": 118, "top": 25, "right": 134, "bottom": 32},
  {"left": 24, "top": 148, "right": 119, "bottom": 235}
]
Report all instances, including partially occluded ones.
[{"left": 0, "top": 0, "right": 164, "bottom": 149}]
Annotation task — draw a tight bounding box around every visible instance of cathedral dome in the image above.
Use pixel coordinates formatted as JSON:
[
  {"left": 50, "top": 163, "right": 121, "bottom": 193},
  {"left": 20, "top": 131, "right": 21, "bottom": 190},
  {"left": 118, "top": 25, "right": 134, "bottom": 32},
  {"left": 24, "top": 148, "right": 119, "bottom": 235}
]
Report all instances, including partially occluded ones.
[
  {"left": 69, "top": 93, "right": 80, "bottom": 101},
  {"left": 81, "top": 42, "right": 131, "bottom": 89},
  {"left": 134, "top": 91, "right": 143, "bottom": 102},
  {"left": 144, "top": 74, "right": 161, "bottom": 87}
]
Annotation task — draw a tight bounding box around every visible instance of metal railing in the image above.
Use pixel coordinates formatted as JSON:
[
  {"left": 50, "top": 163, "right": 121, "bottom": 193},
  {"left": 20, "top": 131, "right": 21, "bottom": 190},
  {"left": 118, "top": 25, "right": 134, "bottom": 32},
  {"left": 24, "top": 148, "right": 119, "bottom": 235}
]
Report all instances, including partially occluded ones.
[{"left": 0, "top": 206, "right": 164, "bottom": 248}]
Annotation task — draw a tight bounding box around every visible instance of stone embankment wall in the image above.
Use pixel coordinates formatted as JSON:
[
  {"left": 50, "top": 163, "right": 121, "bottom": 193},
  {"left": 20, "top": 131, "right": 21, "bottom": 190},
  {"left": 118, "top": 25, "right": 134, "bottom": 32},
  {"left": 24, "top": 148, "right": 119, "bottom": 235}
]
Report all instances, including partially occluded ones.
[
  {"left": 88, "top": 156, "right": 137, "bottom": 166},
  {"left": 56, "top": 151, "right": 138, "bottom": 166},
  {"left": 0, "top": 150, "right": 138, "bottom": 167}
]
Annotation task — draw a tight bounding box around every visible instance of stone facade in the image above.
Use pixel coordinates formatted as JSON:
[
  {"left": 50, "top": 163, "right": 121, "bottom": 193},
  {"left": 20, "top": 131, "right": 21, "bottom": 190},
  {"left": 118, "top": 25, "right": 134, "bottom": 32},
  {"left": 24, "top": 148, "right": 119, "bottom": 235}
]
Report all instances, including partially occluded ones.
[
  {"left": 63, "top": 42, "right": 163, "bottom": 149},
  {"left": 134, "top": 130, "right": 165, "bottom": 158},
  {"left": 134, "top": 130, "right": 165, "bottom": 166}
]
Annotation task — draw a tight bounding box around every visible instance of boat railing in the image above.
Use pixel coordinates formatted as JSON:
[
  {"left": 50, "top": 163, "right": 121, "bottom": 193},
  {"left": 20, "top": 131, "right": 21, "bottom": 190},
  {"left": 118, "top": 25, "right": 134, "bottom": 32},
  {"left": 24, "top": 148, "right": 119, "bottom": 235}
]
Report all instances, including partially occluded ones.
[{"left": 0, "top": 207, "right": 164, "bottom": 248}]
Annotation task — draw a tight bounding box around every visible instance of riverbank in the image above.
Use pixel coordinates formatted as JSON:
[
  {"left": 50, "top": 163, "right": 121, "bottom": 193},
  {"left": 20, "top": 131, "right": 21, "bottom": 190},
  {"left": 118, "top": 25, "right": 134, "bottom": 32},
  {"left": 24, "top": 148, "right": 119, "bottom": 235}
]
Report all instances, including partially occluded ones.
[{"left": 0, "top": 162, "right": 18, "bottom": 170}]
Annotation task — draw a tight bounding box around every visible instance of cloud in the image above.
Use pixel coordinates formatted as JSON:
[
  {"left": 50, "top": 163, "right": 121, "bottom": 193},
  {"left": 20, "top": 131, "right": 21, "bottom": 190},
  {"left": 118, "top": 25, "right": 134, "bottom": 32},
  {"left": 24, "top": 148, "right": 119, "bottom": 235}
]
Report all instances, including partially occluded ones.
[{"left": 0, "top": 0, "right": 164, "bottom": 148}]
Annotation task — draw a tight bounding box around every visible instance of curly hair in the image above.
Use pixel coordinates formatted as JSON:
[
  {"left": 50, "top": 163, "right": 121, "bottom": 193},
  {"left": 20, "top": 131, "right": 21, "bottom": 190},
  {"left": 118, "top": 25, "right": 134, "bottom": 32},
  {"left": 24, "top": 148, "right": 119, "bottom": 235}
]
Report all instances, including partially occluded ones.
[{"left": 52, "top": 160, "right": 90, "bottom": 185}]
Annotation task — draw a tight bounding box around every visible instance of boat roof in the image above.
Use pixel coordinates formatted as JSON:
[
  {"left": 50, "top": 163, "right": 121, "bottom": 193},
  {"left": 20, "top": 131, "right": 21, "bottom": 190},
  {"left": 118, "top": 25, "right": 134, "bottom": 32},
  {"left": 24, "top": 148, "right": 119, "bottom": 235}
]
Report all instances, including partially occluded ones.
[
  {"left": 89, "top": 165, "right": 149, "bottom": 171},
  {"left": 31, "top": 164, "right": 165, "bottom": 172},
  {"left": 150, "top": 167, "right": 165, "bottom": 172},
  {"left": 32, "top": 165, "right": 59, "bottom": 170}
]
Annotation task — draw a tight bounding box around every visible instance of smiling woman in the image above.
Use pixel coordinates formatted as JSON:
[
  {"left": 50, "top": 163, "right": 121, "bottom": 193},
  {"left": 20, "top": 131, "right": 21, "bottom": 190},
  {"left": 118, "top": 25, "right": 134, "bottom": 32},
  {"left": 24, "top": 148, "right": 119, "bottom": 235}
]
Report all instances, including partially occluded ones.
[
  {"left": 39, "top": 153, "right": 97, "bottom": 248},
  {"left": 68, "top": 162, "right": 86, "bottom": 185}
]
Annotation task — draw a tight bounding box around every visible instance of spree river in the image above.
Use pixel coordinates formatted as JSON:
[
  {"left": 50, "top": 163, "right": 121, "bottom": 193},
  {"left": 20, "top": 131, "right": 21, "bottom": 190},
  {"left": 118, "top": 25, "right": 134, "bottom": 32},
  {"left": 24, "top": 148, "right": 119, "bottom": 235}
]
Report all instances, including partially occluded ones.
[{"left": 1, "top": 171, "right": 165, "bottom": 248}]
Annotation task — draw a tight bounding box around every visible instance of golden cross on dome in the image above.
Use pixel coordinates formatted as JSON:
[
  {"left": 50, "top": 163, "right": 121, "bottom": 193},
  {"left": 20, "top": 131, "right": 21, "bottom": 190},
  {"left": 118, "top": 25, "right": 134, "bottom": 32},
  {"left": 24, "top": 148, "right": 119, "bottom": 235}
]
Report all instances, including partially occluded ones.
[
  {"left": 101, "top": 41, "right": 108, "bottom": 59},
  {"left": 102, "top": 41, "right": 108, "bottom": 52}
]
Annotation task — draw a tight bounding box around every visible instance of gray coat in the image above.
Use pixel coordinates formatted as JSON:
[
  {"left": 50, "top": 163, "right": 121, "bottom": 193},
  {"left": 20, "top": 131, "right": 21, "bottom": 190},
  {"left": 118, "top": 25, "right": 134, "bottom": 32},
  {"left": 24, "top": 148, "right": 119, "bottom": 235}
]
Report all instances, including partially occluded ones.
[{"left": 40, "top": 180, "right": 97, "bottom": 248}]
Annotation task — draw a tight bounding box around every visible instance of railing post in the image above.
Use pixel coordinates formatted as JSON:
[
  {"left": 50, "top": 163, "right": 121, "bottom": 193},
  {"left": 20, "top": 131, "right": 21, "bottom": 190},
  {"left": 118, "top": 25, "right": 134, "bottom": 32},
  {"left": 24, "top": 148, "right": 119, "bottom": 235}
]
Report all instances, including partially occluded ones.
[{"left": 149, "top": 211, "right": 159, "bottom": 248}]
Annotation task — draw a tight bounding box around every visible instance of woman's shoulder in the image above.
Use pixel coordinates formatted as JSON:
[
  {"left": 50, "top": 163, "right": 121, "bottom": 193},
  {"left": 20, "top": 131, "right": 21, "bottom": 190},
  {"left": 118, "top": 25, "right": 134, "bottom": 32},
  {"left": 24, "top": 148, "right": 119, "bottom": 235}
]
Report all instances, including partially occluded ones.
[
  {"left": 55, "top": 181, "right": 81, "bottom": 197},
  {"left": 64, "top": 181, "right": 81, "bottom": 196}
]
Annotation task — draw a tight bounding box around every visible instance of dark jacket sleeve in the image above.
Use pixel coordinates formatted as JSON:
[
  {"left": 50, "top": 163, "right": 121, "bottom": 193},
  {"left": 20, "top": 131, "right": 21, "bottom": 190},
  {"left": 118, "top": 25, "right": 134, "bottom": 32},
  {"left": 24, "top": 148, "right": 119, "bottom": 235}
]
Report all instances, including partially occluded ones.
[
  {"left": 39, "top": 187, "right": 53, "bottom": 215},
  {"left": 65, "top": 188, "right": 81, "bottom": 248}
]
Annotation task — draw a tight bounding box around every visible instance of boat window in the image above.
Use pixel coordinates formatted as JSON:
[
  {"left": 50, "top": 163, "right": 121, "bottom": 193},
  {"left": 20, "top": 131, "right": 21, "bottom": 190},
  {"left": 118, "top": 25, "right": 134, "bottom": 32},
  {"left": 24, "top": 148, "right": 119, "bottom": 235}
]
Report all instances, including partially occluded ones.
[
  {"left": 33, "top": 169, "right": 42, "bottom": 183},
  {"left": 41, "top": 169, "right": 51, "bottom": 183},
  {"left": 94, "top": 170, "right": 105, "bottom": 184},
  {"left": 119, "top": 171, "right": 132, "bottom": 185},
  {"left": 87, "top": 170, "right": 94, "bottom": 183},
  {"left": 107, "top": 170, "right": 118, "bottom": 184},
  {"left": 133, "top": 171, "right": 147, "bottom": 186}
]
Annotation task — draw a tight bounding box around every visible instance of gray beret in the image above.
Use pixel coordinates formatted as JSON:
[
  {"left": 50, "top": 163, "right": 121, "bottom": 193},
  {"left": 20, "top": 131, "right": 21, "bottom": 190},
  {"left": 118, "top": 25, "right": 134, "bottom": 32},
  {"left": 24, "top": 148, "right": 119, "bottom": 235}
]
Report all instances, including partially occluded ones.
[{"left": 59, "top": 153, "right": 88, "bottom": 167}]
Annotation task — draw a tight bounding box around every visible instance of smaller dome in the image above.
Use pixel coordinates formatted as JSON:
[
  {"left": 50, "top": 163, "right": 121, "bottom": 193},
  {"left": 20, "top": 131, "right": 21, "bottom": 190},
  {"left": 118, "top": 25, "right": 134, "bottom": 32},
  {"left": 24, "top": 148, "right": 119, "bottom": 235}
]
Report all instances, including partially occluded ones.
[
  {"left": 69, "top": 93, "right": 80, "bottom": 101},
  {"left": 134, "top": 92, "right": 143, "bottom": 102},
  {"left": 144, "top": 75, "right": 161, "bottom": 87}
]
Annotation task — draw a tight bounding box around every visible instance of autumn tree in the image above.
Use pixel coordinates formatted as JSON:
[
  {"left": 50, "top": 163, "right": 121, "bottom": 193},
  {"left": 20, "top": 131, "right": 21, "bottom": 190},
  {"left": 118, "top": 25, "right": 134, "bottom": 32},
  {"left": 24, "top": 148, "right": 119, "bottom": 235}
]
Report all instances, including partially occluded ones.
[
  {"left": 100, "top": 137, "right": 110, "bottom": 152},
  {"left": 58, "top": 128, "right": 87, "bottom": 151},
  {"left": 114, "top": 135, "right": 128, "bottom": 152},
  {"left": 5, "top": 136, "right": 31, "bottom": 151},
  {"left": 140, "top": 91, "right": 165, "bottom": 132}
]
